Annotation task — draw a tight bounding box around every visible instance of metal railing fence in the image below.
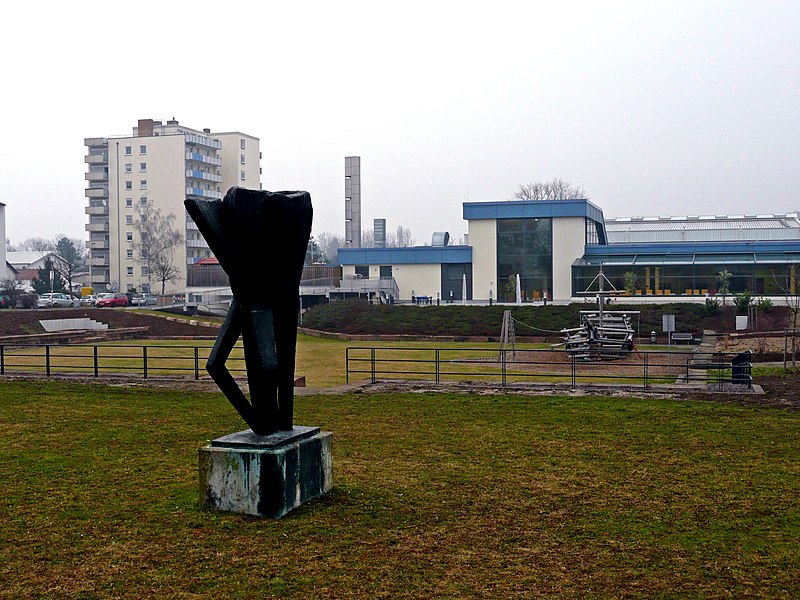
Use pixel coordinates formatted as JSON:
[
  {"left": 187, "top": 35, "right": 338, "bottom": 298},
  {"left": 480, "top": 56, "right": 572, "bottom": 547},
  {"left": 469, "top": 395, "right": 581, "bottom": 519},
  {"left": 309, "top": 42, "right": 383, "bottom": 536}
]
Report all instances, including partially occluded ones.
[
  {"left": 0, "top": 343, "right": 245, "bottom": 381},
  {"left": 345, "top": 347, "right": 753, "bottom": 390}
]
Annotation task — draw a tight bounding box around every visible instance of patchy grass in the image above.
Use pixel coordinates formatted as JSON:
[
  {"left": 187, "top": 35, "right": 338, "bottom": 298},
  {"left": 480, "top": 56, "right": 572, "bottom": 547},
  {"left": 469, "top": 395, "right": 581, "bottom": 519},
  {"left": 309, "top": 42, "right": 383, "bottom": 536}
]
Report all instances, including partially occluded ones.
[
  {"left": 0, "top": 335, "right": 550, "bottom": 388},
  {"left": 0, "top": 380, "right": 798, "bottom": 598}
]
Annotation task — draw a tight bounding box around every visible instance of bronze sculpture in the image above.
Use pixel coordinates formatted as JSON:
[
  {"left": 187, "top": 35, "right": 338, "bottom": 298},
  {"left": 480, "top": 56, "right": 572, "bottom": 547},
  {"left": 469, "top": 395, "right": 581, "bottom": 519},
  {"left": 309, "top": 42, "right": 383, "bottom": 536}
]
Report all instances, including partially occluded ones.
[{"left": 185, "top": 187, "right": 312, "bottom": 436}]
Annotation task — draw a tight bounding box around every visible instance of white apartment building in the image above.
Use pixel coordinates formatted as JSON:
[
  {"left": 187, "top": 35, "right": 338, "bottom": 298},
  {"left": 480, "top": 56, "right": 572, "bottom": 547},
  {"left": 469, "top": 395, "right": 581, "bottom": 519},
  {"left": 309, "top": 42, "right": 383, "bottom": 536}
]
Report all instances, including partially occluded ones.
[{"left": 85, "top": 118, "right": 261, "bottom": 294}]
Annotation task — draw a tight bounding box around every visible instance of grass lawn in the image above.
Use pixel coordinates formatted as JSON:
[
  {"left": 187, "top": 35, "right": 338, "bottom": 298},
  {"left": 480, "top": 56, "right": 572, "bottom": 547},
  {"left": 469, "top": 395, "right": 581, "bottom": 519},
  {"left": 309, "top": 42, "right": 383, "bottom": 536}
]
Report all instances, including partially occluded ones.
[{"left": 1, "top": 380, "right": 798, "bottom": 598}]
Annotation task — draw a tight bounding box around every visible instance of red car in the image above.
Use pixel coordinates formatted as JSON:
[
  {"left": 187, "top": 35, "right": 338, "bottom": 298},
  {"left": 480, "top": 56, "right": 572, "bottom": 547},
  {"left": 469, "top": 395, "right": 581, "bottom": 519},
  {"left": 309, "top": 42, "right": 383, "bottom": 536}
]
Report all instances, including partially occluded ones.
[{"left": 96, "top": 293, "right": 129, "bottom": 307}]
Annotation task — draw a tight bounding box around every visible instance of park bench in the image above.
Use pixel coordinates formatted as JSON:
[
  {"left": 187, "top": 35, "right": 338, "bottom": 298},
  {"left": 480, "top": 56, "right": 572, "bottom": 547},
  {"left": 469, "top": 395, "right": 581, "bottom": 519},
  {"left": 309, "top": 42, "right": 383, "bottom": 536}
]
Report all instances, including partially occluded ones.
[{"left": 672, "top": 333, "right": 697, "bottom": 344}]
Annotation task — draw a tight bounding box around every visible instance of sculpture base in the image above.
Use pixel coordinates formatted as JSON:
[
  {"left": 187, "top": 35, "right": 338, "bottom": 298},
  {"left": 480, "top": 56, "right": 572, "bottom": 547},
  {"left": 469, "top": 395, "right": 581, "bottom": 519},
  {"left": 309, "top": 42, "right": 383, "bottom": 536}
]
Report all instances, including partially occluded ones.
[{"left": 199, "top": 426, "right": 332, "bottom": 518}]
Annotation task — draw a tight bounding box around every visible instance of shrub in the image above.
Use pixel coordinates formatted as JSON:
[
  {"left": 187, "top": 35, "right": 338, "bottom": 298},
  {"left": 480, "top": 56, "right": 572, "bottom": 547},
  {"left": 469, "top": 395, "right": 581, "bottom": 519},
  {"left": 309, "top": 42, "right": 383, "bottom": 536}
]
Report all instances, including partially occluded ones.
[
  {"left": 703, "top": 297, "right": 720, "bottom": 316},
  {"left": 756, "top": 297, "right": 774, "bottom": 312},
  {"left": 734, "top": 291, "right": 752, "bottom": 313},
  {"left": 17, "top": 293, "right": 38, "bottom": 309}
]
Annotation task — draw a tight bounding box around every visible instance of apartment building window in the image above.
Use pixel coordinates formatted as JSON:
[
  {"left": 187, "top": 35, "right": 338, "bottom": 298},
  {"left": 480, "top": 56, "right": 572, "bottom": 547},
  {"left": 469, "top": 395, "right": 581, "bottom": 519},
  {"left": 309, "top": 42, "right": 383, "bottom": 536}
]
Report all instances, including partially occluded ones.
[
  {"left": 240, "top": 154, "right": 245, "bottom": 165},
  {"left": 125, "top": 197, "right": 133, "bottom": 208},
  {"left": 141, "top": 266, "right": 149, "bottom": 276},
  {"left": 126, "top": 215, "right": 133, "bottom": 225},
  {"left": 140, "top": 197, "right": 147, "bottom": 206},
  {"left": 125, "top": 181, "right": 132, "bottom": 191},
  {"left": 240, "top": 138, "right": 246, "bottom": 149},
  {"left": 241, "top": 170, "right": 246, "bottom": 181},
  {"left": 140, "top": 180, "right": 147, "bottom": 190},
  {"left": 125, "top": 163, "right": 132, "bottom": 173},
  {"left": 125, "top": 146, "right": 132, "bottom": 155},
  {"left": 139, "top": 163, "right": 146, "bottom": 172},
  {"left": 127, "top": 267, "right": 134, "bottom": 276},
  {"left": 126, "top": 250, "right": 133, "bottom": 259},
  {"left": 126, "top": 232, "right": 133, "bottom": 242},
  {"left": 139, "top": 145, "right": 147, "bottom": 154}
]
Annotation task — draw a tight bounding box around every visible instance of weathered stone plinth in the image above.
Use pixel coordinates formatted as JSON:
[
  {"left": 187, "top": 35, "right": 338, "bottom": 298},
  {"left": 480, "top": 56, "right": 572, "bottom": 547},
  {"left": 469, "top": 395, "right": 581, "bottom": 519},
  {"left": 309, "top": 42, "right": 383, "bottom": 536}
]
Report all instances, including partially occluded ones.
[{"left": 199, "top": 426, "right": 332, "bottom": 518}]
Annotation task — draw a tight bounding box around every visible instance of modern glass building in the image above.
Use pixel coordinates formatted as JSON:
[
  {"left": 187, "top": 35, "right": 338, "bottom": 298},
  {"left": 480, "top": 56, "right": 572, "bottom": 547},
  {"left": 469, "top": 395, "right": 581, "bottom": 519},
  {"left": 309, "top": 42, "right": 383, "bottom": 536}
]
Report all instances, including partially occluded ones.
[{"left": 337, "top": 199, "right": 800, "bottom": 302}]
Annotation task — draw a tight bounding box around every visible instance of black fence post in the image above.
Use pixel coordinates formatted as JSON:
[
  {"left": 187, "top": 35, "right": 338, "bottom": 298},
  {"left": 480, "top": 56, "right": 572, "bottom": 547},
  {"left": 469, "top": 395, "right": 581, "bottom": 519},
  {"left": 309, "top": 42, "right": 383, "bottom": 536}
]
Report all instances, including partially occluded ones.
[
  {"left": 643, "top": 352, "right": 648, "bottom": 389},
  {"left": 501, "top": 349, "right": 507, "bottom": 387},
  {"left": 571, "top": 352, "right": 576, "bottom": 389},
  {"left": 143, "top": 346, "right": 148, "bottom": 379},
  {"left": 370, "top": 348, "right": 376, "bottom": 384},
  {"left": 194, "top": 347, "right": 200, "bottom": 380},
  {"left": 0, "top": 344, "right": 4, "bottom": 375},
  {"left": 435, "top": 349, "right": 440, "bottom": 384},
  {"left": 346, "top": 348, "right": 350, "bottom": 384},
  {"left": 93, "top": 346, "right": 99, "bottom": 378},
  {"left": 45, "top": 345, "right": 51, "bottom": 377}
]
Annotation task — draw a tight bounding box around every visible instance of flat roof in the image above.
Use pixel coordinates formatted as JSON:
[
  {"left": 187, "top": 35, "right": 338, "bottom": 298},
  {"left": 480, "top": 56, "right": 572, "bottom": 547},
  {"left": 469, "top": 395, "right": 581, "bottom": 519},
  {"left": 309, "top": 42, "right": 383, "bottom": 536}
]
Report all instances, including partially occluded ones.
[{"left": 462, "top": 199, "right": 605, "bottom": 224}]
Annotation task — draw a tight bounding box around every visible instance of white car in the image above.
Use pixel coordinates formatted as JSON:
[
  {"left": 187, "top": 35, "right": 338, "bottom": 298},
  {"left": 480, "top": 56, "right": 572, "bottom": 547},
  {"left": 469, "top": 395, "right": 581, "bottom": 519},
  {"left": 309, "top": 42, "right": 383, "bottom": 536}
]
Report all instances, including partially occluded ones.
[
  {"left": 37, "top": 293, "right": 80, "bottom": 308},
  {"left": 131, "top": 293, "right": 157, "bottom": 306}
]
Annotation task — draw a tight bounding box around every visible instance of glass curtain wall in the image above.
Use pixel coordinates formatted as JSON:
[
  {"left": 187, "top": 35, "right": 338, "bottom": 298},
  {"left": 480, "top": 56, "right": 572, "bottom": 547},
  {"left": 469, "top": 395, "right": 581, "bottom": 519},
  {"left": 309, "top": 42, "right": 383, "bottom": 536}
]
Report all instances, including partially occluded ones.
[
  {"left": 497, "top": 218, "right": 552, "bottom": 302},
  {"left": 573, "top": 262, "right": 798, "bottom": 296}
]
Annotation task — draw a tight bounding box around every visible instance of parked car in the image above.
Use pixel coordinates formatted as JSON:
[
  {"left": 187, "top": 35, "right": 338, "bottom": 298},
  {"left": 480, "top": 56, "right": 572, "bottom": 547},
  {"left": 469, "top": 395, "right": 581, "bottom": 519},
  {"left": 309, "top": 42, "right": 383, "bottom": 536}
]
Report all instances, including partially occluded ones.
[
  {"left": 37, "top": 293, "right": 80, "bottom": 308},
  {"left": 96, "top": 292, "right": 129, "bottom": 307},
  {"left": 131, "top": 293, "right": 157, "bottom": 306},
  {"left": 80, "top": 294, "right": 98, "bottom": 306}
]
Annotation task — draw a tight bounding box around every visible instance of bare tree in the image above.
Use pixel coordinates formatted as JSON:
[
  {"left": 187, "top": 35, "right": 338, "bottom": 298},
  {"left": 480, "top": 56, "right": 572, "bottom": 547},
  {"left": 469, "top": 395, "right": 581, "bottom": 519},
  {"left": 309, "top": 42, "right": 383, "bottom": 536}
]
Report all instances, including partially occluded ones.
[
  {"left": 13, "top": 237, "right": 56, "bottom": 252},
  {"left": 512, "top": 178, "right": 587, "bottom": 201},
  {"left": 0, "top": 279, "right": 25, "bottom": 307},
  {"left": 387, "top": 226, "right": 414, "bottom": 247},
  {"left": 361, "top": 229, "right": 375, "bottom": 248},
  {"left": 315, "top": 232, "right": 345, "bottom": 264},
  {"left": 772, "top": 264, "right": 800, "bottom": 367},
  {"left": 132, "top": 205, "right": 183, "bottom": 295}
]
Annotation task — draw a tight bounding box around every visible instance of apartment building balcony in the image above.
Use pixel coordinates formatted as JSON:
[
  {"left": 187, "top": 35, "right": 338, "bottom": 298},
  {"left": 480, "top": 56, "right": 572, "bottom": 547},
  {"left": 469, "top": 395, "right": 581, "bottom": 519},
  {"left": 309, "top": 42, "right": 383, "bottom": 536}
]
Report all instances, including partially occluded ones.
[
  {"left": 86, "top": 257, "right": 109, "bottom": 267},
  {"left": 185, "top": 169, "right": 223, "bottom": 183},
  {"left": 85, "top": 205, "right": 109, "bottom": 216},
  {"left": 85, "top": 153, "right": 108, "bottom": 164},
  {"left": 186, "top": 187, "right": 223, "bottom": 200},
  {"left": 86, "top": 187, "right": 109, "bottom": 198},
  {"left": 86, "top": 239, "right": 109, "bottom": 250},
  {"left": 85, "top": 172, "right": 107, "bottom": 182},
  {"left": 185, "top": 218, "right": 199, "bottom": 230},
  {"left": 84, "top": 137, "right": 108, "bottom": 147},
  {"left": 85, "top": 223, "right": 109, "bottom": 233},
  {"left": 185, "top": 151, "right": 222, "bottom": 166},
  {"left": 89, "top": 273, "right": 110, "bottom": 286},
  {"left": 184, "top": 133, "right": 222, "bottom": 150},
  {"left": 186, "top": 238, "right": 210, "bottom": 249}
]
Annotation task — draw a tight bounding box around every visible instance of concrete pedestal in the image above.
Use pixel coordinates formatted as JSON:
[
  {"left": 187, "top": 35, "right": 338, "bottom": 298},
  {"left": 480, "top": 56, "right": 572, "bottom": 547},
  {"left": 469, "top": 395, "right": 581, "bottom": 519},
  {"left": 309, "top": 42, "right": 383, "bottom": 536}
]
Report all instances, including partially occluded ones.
[{"left": 199, "top": 426, "right": 332, "bottom": 518}]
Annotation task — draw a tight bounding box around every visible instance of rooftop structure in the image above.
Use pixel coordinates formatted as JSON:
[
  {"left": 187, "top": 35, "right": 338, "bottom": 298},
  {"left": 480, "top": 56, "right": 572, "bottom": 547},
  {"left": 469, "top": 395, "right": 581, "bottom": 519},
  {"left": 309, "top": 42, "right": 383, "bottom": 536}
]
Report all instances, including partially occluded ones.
[{"left": 605, "top": 213, "right": 800, "bottom": 243}]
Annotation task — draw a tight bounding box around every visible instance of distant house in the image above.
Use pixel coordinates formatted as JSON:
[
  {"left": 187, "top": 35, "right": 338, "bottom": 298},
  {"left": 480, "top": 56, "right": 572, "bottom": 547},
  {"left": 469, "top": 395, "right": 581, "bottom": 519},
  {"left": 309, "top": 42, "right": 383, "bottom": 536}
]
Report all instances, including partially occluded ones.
[{"left": 6, "top": 251, "right": 59, "bottom": 272}]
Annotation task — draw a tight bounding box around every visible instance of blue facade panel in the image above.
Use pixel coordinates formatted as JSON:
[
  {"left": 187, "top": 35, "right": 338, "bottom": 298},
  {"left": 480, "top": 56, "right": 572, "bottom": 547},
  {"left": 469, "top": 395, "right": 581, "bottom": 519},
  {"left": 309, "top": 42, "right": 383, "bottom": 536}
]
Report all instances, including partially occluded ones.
[
  {"left": 338, "top": 246, "right": 472, "bottom": 265},
  {"left": 462, "top": 199, "right": 604, "bottom": 224}
]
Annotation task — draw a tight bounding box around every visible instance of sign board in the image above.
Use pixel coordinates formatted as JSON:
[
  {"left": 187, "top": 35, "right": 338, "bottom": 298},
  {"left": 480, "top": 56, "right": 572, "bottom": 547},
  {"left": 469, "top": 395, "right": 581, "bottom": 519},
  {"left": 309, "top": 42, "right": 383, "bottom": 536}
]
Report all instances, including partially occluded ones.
[
  {"left": 662, "top": 314, "right": 675, "bottom": 333},
  {"left": 736, "top": 315, "right": 748, "bottom": 331}
]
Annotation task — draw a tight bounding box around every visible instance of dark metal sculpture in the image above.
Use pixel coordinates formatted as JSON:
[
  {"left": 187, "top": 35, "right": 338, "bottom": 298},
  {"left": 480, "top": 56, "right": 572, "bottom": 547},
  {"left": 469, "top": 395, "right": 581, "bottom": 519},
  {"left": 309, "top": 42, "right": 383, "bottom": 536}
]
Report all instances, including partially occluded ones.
[{"left": 185, "top": 187, "right": 312, "bottom": 436}]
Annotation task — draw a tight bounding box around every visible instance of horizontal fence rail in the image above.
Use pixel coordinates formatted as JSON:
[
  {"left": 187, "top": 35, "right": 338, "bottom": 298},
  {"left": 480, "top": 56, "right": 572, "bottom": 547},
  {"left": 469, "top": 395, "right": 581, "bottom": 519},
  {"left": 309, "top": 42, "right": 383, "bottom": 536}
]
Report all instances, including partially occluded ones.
[
  {"left": 0, "top": 343, "right": 246, "bottom": 381},
  {"left": 346, "top": 347, "right": 753, "bottom": 390}
]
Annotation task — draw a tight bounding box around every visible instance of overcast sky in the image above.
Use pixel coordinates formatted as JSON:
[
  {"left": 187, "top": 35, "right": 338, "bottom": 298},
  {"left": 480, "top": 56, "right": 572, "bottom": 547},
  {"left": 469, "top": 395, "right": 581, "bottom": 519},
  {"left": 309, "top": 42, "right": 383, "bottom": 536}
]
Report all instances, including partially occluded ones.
[{"left": 2, "top": 1, "right": 798, "bottom": 247}]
